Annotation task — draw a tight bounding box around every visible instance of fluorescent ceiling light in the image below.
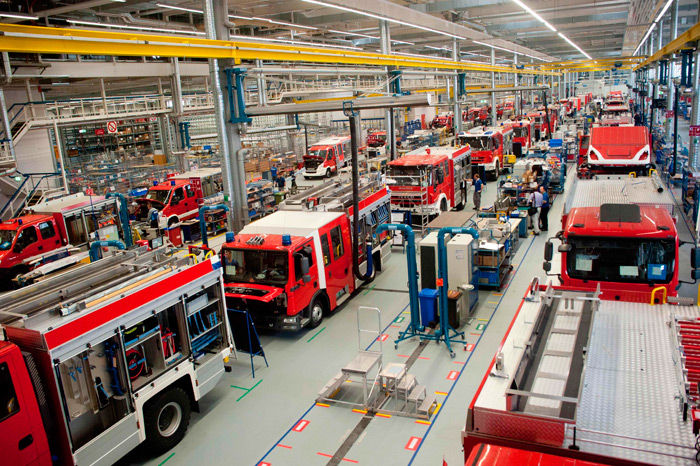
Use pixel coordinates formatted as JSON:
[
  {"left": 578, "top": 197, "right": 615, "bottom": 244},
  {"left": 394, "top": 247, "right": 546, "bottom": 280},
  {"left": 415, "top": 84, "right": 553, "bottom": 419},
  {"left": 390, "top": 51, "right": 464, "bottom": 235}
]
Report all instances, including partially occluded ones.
[
  {"left": 473, "top": 40, "right": 550, "bottom": 62},
  {"left": 228, "top": 13, "right": 317, "bottom": 30},
  {"left": 301, "top": 0, "right": 466, "bottom": 40},
  {"left": 634, "top": 0, "right": 673, "bottom": 55},
  {"left": 328, "top": 29, "right": 413, "bottom": 45},
  {"left": 67, "top": 19, "right": 205, "bottom": 35},
  {"left": 512, "top": 0, "right": 556, "bottom": 32},
  {"left": 231, "top": 34, "right": 362, "bottom": 51},
  {"left": 155, "top": 3, "right": 202, "bottom": 14},
  {"left": 0, "top": 12, "right": 39, "bottom": 20},
  {"left": 557, "top": 32, "right": 592, "bottom": 59}
]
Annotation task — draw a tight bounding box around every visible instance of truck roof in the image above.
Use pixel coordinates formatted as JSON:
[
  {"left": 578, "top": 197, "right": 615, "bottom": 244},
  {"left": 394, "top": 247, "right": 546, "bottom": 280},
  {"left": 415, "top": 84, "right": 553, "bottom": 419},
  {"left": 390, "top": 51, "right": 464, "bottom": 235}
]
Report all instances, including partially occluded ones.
[
  {"left": 565, "top": 177, "right": 674, "bottom": 216},
  {"left": 149, "top": 179, "right": 189, "bottom": 191},
  {"left": 31, "top": 193, "right": 111, "bottom": 214},
  {"left": 0, "top": 214, "right": 53, "bottom": 230},
  {"left": 309, "top": 136, "right": 349, "bottom": 147},
  {"left": 590, "top": 125, "right": 648, "bottom": 148},
  {"left": 224, "top": 233, "right": 309, "bottom": 250},
  {"left": 461, "top": 125, "right": 512, "bottom": 136},
  {"left": 405, "top": 146, "right": 470, "bottom": 158},
  {"left": 566, "top": 205, "right": 676, "bottom": 238},
  {"left": 170, "top": 167, "right": 221, "bottom": 180},
  {"left": 239, "top": 210, "right": 346, "bottom": 238},
  {"left": 387, "top": 153, "right": 448, "bottom": 167}
]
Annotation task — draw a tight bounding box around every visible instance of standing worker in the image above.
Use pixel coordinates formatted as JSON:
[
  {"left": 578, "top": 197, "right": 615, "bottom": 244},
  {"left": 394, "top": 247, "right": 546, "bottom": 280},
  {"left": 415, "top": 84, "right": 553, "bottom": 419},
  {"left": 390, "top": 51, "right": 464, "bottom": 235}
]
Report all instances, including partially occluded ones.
[
  {"left": 472, "top": 173, "right": 483, "bottom": 212},
  {"left": 539, "top": 186, "right": 549, "bottom": 232},
  {"left": 528, "top": 188, "right": 544, "bottom": 235},
  {"left": 270, "top": 164, "right": 278, "bottom": 183}
]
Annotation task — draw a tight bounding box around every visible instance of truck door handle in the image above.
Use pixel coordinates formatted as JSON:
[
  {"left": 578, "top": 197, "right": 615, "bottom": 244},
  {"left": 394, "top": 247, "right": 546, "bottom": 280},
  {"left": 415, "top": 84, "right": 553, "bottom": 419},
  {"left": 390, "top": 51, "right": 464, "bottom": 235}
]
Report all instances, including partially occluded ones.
[
  {"left": 18, "top": 434, "right": 33, "bottom": 450},
  {"left": 38, "top": 246, "right": 43, "bottom": 251}
]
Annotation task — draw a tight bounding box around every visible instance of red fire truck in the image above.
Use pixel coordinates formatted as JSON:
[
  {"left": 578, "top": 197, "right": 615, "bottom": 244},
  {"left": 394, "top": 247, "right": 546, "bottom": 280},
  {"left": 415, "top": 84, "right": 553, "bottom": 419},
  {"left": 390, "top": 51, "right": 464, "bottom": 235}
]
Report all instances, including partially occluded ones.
[
  {"left": 464, "top": 107, "right": 480, "bottom": 123},
  {"left": 464, "top": 279, "right": 700, "bottom": 466},
  {"left": 135, "top": 180, "right": 201, "bottom": 229},
  {"left": 502, "top": 118, "right": 533, "bottom": 157},
  {"left": 386, "top": 146, "right": 472, "bottom": 215},
  {"left": 220, "top": 180, "right": 391, "bottom": 331},
  {"left": 431, "top": 113, "right": 454, "bottom": 131},
  {"left": 303, "top": 136, "right": 355, "bottom": 179},
  {"left": 457, "top": 125, "right": 513, "bottom": 180},
  {"left": 526, "top": 108, "right": 558, "bottom": 140},
  {"left": 0, "top": 249, "right": 233, "bottom": 466},
  {"left": 0, "top": 193, "right": 126, "bottom": 287},
  {"left": 367, "top": 130, "right": 387, "bottom": 147},
  {"left": 580, "top": 126, "right": 651, "bottom": 177},
  {"left": 466, "top": 444, "right": 607, "bottom": 465},
  {"left": 600, "top": 104, "right": 633, "bottom": 126},
  {"left": 478, "top": 106, "right": 491, "bottom": 125}
]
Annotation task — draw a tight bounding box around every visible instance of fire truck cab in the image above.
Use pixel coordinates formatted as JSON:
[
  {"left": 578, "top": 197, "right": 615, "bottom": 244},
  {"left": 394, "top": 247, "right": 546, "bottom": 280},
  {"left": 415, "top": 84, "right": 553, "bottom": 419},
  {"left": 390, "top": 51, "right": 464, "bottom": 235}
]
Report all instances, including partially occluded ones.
[
  {"left": 600, "top": 104, "right": 633, "bottom": 126},
  {"left": 502, "top": 118, "right": 533, "bottom": 157},
  {"left": 457, "top": 125, "right": 512, "bottom": 180},
  {"left": 431, "top": 112, "right": 453, "bottom": 130},
  {"left": 135, "top": 178, "right": 201, "bottom": 229},
  {"left": 582, "top": 125, "right": 651, "bottom": 176},
  {"left": 387, "top": 146, "right": 471, "bottom": 215},
  {"left": 367, "top": 131, "right": 387, "bottom": 147},
  {"left": 303, "top": 136, "right": 353, "bottom": 179},
  {"left": 221, "top": 183, "right": 391, "bottom": 331},
  {"left": 526, "top": 109, "right": 557, "bottom": 140}
]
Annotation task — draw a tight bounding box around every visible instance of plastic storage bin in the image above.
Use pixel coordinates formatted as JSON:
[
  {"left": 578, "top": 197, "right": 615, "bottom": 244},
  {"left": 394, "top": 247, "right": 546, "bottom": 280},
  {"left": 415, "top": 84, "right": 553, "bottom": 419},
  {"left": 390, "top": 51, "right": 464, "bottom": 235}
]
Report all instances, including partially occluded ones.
[{"left": 419, "top": 288, "right": 439, "bottom": 327}]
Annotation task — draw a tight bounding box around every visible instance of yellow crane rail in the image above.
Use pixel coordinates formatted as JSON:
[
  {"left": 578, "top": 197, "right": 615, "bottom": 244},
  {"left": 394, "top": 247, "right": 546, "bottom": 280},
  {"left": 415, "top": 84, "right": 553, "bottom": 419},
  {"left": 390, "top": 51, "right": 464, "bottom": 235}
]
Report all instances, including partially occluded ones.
[
  {"left": 635, "top": 20, "right": 700, "bottom": 70},
  {"left": 0, "top": 24, "right": 560, "bottom": 76}
]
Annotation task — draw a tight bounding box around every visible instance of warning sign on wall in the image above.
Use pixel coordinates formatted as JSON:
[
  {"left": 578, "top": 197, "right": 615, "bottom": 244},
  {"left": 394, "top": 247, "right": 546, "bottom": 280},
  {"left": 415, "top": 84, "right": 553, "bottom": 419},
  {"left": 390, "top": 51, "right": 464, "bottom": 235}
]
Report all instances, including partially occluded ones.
[{"left": 107, "top": 121, "right": 118, "bottom": 133}]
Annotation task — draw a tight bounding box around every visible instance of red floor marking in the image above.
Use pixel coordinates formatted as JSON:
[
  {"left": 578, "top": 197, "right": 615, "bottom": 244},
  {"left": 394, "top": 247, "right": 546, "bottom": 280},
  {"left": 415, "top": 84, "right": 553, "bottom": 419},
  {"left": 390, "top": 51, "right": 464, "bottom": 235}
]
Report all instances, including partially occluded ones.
[
  {"left": 466, "top": 343, "right": 475, "bottom": 351},
  {"left": 342, "top": 459, "right": 359, "bottom": 464},
  {"left": 259, "top": 463, "right": 271, "bottom": 466},
  {"left": 397, "top": 354, "right": 410, "bottom": 358},
  {"left": 389, "top": 325, "right": 400, "bottom": 328},
  {"left": 405, "top": 436, "right": 422, "bottom": 451},
  {"left": 453, "top": 361, "right": 466, "bottom": 364},
  {"left": 469, "top": 333, "right": 481, "bottom": 336},
  {"left": 418, "top": 356, "right": 430, "bottom": 360},
  {"left": 377, "top": 334, "right": 389, "bottom": 341},
  {"left": 447, "top": 370, "right": 459, "bottom": 380},
  {"left": 292, "top": 420, "right": 310, "bottom": 432},
  {"left": 317, "top": 453, "right": 333, "bottom": 458},
  {"left": 277, "top": 444, "right": 292, "bottom": 449}
]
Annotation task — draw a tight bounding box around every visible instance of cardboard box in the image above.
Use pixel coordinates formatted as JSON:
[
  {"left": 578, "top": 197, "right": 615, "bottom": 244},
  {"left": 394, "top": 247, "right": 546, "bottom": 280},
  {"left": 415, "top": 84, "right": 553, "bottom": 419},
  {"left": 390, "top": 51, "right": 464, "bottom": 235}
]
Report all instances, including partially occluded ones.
[{"left": 154, "top": 153, "right": 168, "bottom": 165}]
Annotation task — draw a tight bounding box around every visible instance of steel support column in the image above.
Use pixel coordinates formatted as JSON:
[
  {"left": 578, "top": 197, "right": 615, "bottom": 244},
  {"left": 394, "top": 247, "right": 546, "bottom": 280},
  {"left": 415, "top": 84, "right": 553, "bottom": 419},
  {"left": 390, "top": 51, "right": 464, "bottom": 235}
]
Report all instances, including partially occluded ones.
[
  {"left": 690, "top": 48, "right": 700, "bottom": 169},
  {"left": 491, "top": 49, "right": 496, "bottom": 124},
  {"left": 203, "top": 0, "right": 242, "bottom": 230},
  {"left": 453, "top": 38, "right": 462, "bottom": 134},
  {"left": 380, "top": 20, "right": 396, "bottom": 160},
  {"left": 514, "top": 53, "right": 519, "bottom": 116},
  {"left": 666, "top": 1, "right": 679, "bottom": 138}
]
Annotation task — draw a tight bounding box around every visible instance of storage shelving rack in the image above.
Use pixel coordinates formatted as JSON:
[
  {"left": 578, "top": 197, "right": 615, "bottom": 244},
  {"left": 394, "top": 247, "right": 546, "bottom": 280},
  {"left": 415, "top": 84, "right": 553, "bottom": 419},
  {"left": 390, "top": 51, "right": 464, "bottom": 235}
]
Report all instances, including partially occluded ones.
[
  {"left": 246, "top": 179, "right": 276, "bottom": 219},
  {"left": 475, "top": 222, "right": 518, "bottom": 289}
]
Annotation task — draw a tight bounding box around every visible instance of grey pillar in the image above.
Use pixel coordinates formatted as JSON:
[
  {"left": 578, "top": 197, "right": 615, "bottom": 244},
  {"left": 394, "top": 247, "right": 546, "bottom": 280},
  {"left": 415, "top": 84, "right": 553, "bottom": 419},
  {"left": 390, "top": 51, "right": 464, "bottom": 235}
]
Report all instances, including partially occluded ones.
[
  {"left": 170, "top": 57, "right": 184, "bottom": 150},
  {"left": 100, "top": 78, "right": 108, "bottom": 113},
  {"left": 690, "top": 48, "right": 700, "bottom": 169},
  {"left": 255, "top": 59, "right": 267, "bottom": 107},
  {"left": 491, "top": 49, "right": 497, "bottom": 124},
  {"left": 666, "top": 1, "right": 678, "bottom": 138},
  {"left": 453, "top": 38, "right": 462, "bottom": 134},
  {"left": 658, "top": 20, "right": 664, "bottom": 51},
  {"left": 514, "top": 54, "right": 519, "bottom": 116},
  {"left": 379, "top": 20, "right": 396, "bottom": 159},
  {"left": 203, "top": 0, "right": 245, "bottom": 231}
]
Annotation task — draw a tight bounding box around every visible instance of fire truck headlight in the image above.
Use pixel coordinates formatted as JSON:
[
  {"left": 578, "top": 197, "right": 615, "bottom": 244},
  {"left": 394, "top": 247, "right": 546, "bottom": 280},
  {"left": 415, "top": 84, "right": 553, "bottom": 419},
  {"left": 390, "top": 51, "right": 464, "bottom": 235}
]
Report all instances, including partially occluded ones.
[{"left": 283, "top": 316, "right": 297, "bottom": 324}]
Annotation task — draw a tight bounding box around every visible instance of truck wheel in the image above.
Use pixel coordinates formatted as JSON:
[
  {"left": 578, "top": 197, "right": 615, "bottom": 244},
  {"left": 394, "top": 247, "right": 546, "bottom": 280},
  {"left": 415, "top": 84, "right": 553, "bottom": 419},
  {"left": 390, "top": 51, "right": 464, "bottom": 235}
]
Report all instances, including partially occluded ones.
[
  {"left": 144, "top": 387, "right": 191, "bottom": 454},
  {"left": 308, "top": 295, "right": 326, "bottom": 328},
  {"left": 326, "top": 168, "right": 332, "bottom": 178},
  {"left": 440, "top": 198, "right": 448, "bottom": 213}
]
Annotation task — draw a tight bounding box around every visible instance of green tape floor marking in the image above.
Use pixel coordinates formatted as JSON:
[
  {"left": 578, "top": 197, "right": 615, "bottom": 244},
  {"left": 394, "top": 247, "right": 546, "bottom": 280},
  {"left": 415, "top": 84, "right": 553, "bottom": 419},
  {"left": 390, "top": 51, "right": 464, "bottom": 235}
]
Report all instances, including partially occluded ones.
[
  {"left": 158, "top": 453, "right": 176, "bottom": 466},
  {"left": 307, "top": 326, "right": 327, "bottom": 342},
  {"left": 476, "top": 323, "right": 486, "bottom": 331},
  {"left": 236, "top": 379, "right": 263, "bottom": 402},
  {"left": 394, "top": 316, "right": 405, "bottom": 323}
]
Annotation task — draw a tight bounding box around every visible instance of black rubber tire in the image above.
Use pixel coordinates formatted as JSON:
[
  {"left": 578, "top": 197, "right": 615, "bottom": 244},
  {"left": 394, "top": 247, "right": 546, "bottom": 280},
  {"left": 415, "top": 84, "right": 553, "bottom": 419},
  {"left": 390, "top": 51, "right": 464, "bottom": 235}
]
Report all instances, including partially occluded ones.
[
  {"left": 144, "top": 387, "right": 191, "bottom": 455},
  {"left": 326, "top": 168, "right": 332, "bottom": 178},
  {"left": 308, "top": 295, "right": 326, "bottom": 328},
  {"left": 168, "top": 217, "right": 178, "bottom": 227},
  {"left": 440, "top": 198, "right": 448, "bottom": 213}
]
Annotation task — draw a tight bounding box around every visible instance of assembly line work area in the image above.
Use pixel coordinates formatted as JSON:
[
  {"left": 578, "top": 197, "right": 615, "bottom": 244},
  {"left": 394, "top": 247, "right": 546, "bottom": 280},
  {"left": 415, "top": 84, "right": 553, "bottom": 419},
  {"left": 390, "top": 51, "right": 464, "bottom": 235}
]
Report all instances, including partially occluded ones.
[{"left": 5, "top": 1, "right": 700, "bottom": 466}]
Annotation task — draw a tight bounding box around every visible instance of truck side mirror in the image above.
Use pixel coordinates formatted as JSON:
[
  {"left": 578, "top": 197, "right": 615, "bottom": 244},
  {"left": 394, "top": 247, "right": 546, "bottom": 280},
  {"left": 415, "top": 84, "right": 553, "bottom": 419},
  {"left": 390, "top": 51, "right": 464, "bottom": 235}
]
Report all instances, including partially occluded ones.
[
  {"left": 301, "top": 256, "right": 311, "bottom": 282},
  {"left": 543, "top": 261, "right": 551, "bottom": 272},
  {"left": 544, "top": 241, "right": 553, "bottom": 261},
  {"left": 692, "top": 248, "right": 700, "bottom": 270},
  {"left": 558, "top": 244, "right": 572, "bottom": 253}
]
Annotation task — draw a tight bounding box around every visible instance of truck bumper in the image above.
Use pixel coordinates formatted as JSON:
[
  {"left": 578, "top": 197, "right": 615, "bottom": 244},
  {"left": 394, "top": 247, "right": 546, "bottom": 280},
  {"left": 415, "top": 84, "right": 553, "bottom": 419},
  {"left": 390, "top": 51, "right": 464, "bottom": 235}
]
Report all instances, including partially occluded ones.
[{"left": 250, "top": 311, "right": 303, "bottom": 331}]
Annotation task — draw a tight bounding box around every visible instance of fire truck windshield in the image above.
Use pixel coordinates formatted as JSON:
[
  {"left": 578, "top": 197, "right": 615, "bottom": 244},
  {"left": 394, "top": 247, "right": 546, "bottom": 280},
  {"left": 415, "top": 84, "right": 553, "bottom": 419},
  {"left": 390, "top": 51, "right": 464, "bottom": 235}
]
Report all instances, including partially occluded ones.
[
  {"left": 222, "top": 248, "right": 289, "bottom": 286},
  {"left": 566, "top": 237, "right": 675, "bottom": 284},
  {"left": 387, "top": 166, "right": 425, "bottom": 186},
  {"left": 466, "top": 136, "right": 491, "bottom": 151},
  {"left": 308, "top": 148, "right": 329, "bottom": 160},
  {"left": 144, "top": 189, "right": 171, "bottom": 204},
  {"left": 0, "top": 229, "right": 16, "bottom": 250},
  {"left": 513, "top": 127, "right": 528, "bottom": 138}
]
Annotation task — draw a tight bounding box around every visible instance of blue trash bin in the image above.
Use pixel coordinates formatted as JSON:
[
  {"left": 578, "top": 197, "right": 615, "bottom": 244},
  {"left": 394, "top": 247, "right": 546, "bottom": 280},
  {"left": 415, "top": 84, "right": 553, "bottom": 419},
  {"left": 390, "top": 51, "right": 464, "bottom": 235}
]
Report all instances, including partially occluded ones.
[{"left": 419, "top": 288, "right": 440, "bottom": 327}]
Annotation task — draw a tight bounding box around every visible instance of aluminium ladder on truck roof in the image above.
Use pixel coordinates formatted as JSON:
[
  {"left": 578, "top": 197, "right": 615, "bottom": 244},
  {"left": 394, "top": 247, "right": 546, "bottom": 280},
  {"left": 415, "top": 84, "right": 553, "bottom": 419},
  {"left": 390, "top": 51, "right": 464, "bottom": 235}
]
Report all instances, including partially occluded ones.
[{"left": 0, "top": 247, "right": 186, "bottom": 328}]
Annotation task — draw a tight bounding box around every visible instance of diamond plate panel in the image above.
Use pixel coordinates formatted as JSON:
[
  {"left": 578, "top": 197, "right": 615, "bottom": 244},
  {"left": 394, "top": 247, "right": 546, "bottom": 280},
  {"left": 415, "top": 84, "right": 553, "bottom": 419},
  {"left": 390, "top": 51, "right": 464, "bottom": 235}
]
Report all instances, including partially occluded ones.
[
  {"left": 540, "top": 354, "right": 572, "bottom": 376},
  {"left": 474, "top": 408, "right": 567, "bottom": 446},
  {"left": 529, "top": 378, "right": 566, "bottom": 409},
  {"left": 576, "top": 302, "right": 699, "bottom": 465},
  {"left": 554, "top": 314, "right": 580, "bottom": 331},
  {"left": 546, "top": 333, "right": 576, "bottom": 353},
  {"left": 565, "top": 178, "right": 675, "bottom": 216}
]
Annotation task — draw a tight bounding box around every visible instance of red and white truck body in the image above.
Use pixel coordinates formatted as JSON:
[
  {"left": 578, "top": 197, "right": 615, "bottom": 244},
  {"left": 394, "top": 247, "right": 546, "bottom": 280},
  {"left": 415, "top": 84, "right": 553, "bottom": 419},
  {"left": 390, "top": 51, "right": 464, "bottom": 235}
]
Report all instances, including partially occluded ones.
[
  {"left": 600, "top": 104, "right": 633, "bottom": 126},
  {"left": 367, "top": 131, "right": 387, "bottom": 147},
  {"left": 502, "top": 118, "right": 533, "bottom": 156},
  {"left": 527, "top": 108, "right": 558, "bottom": 139},
  {"left": 431, "top": 113, "right": 453, "bottom": 130},
  {"left": 221, "top": 182, "right": 391, "bottom": 331},
  {"left": 0, "top": 193, "right": 126, "bottom": 285},
  {"left": 457, "top": 125, "right": 513, "bottom": 179},
  {"left": 464, "top": 282, "right": 698, "bottom": 466},
  {"left": 303, "top": 136, "right": 355, "bottom": 179},
  {"left": 170, "top": 167, "right": 223, "bottom": 202},
  {"left": 0, "top": 250, "right": 232, "bottom": 466},
  {"left": 387, "top": 146, "right": 472, "bottom": 215},
  {"left": 583, "top": 126, "right": 651, "bottom": 175}
]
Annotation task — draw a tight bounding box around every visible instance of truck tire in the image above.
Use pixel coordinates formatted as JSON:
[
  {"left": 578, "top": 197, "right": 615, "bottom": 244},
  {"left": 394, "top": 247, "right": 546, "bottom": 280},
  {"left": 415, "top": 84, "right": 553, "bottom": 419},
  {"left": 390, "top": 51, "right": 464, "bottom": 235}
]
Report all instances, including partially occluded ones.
[
  {"left": 308, "top": 295, "right": 327, "bottom": 328},
  {"left": 326, "top": 168, "right": 332, "bottom": 178},
  {"left": 440, "top": 198, "right": 448, "bottom": 213},
  {"left": 144, "top": 387, "right": 191, "bottom": 454},
  {"left": 490, "top": 162, "right": 500, "bottom": 181}
]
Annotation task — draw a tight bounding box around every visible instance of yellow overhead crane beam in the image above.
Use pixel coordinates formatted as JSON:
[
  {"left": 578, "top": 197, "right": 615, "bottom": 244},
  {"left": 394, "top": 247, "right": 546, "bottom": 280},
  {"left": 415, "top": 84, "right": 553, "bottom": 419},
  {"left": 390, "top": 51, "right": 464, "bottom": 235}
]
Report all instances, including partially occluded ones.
[
  {"left": 635, "top": 20, "right": 700, "bottom": 70},
  {"left": 542, "top": 56, "right": 646, "bottom": 70},
  {"left": 0, "top": 24, "right": 560, "bottom": 76}
]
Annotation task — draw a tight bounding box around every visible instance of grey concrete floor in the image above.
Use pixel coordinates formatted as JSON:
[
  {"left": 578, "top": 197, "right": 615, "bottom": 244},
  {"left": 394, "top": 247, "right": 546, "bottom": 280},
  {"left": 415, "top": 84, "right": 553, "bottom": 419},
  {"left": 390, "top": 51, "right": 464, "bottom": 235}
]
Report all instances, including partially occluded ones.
[{"left": 117, "top": 140, "right": 697, "bottom": 466}]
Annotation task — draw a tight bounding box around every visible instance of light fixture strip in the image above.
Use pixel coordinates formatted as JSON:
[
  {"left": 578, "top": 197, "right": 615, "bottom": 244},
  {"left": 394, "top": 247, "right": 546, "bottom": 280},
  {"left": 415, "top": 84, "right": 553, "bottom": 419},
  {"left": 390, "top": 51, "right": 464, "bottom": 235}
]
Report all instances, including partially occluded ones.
[
  {"left": 67, "top": 19, "right": 205, "bottom": 35},
  {"left": 0, "top": 12, "right": 40, "bottom": 20},
  {"left": 633, "top": 0, "right": 674, "bottom": 55}
]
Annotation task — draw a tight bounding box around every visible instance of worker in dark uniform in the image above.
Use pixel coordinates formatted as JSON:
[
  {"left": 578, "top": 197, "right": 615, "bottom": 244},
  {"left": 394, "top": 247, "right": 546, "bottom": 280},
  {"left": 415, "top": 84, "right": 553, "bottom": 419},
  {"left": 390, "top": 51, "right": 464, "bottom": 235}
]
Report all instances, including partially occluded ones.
[{"left": 473, "top": 173, "right": 483, "bottom": 211}]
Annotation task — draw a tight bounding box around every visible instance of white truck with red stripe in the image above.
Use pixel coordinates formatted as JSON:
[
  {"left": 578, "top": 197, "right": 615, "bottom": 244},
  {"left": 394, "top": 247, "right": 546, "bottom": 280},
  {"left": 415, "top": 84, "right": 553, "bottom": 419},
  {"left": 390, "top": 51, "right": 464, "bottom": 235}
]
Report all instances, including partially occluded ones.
[{"left": 0, "top": 249, "right": 233, "bottom": 466}]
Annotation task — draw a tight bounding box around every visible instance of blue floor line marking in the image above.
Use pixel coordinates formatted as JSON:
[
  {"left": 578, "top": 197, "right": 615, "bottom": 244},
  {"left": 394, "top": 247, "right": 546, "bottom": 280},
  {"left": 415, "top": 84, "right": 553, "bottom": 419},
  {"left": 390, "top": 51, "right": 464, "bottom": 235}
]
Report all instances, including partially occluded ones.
[
  {"left": 256, "top": 301, "right": 411, "bottom": 465},
  {"left": 407, "top": 235, "right": 538, "bottom": 465}
]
